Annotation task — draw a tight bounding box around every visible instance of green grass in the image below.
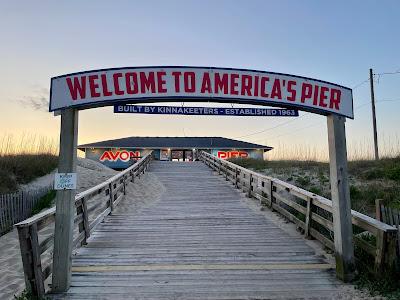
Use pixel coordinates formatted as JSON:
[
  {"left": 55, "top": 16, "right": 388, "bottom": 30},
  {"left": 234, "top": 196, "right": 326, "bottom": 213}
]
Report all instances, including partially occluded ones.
[
  {"left": 14, "top": 289, "right": 48, "bottom": 300},
  {"left": 31, "top": 190, "right": 56, "bottom": 215},
  {"left": 0, "top": 154, "right": 58, "bottom": 193},
  {"left": 230, "top": 156, "right": 400, "bottom": 214}
]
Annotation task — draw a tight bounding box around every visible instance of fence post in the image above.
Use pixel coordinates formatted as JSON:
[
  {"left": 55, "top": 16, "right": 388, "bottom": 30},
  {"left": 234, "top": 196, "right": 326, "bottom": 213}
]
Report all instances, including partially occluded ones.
[
  {"left": 225, "top": 164, "right": 229, "bottom": 181},
  {"left": 376, "top": 199, "right": 383, "bottom": 222},
  {"left": 269, "top": 180, "right": 274, "bottom": 209}
]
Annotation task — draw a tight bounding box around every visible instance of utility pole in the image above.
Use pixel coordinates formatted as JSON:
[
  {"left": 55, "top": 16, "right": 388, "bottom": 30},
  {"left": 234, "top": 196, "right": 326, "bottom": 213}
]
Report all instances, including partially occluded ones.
[{"left": 369, "top": 68, "right": 379, "bottom": 160}]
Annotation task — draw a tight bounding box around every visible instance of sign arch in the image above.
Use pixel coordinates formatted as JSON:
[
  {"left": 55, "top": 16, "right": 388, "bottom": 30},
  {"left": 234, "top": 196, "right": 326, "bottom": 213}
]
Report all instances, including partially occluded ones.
[
  {"left": 50, "top": 66, "right": 353, "bottom": 118},
  {"left": 50, "top": 66, "right": 355, "bottom": 293}
]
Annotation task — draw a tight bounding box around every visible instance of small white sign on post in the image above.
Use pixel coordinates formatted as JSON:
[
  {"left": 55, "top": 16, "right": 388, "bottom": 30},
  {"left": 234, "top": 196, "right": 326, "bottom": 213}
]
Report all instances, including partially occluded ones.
[{"left": 54, "top": 173, "right": 77, "bottom": 190}]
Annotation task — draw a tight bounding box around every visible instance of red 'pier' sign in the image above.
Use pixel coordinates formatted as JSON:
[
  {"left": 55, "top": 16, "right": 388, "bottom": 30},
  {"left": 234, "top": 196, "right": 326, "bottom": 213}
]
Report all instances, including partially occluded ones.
[{"left": 50, "top": 66, "right": 353, "bottom": 118}]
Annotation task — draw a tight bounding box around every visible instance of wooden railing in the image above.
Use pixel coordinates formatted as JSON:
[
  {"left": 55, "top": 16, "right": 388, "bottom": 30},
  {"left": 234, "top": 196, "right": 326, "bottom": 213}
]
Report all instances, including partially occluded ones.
[
  {"left": 15, "top": 152, "right": 153, "bottom": 297},
  {"left": 199, "top": 151, "right": 398, "bottom": 273}
]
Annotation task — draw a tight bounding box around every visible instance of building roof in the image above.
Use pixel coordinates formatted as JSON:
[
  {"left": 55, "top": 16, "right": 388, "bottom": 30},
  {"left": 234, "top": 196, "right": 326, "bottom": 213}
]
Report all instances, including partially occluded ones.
[{"left": 78, "top": 137, "right": 272, "bottom": 151}]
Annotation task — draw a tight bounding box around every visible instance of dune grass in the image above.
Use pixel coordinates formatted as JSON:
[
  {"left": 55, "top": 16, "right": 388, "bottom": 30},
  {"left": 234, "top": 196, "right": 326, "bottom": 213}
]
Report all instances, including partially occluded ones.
[{"left": 0, "top": 134, "right": 58, "bottom": 194}]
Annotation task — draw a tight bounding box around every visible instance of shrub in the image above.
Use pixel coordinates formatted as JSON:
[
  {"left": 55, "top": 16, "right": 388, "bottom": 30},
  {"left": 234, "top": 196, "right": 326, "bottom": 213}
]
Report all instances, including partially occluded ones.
[{"left": 31, "top": 190, "right": 57, "bottom": 215}]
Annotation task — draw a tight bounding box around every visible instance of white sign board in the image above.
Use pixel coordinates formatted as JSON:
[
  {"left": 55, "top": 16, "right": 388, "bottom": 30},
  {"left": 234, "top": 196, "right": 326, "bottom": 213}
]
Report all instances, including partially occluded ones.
[
  {"left": 50, "top": 66, "right": 354, "bottom": 118},
  {"left": 54, "top": 173, "right": 77, "bottom": 190}
]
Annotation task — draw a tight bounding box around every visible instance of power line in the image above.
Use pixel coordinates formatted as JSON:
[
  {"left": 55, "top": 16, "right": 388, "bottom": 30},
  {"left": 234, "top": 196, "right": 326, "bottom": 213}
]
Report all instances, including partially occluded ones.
[
  {"left": 234, "top": 113, "right": 308, "bottom": 139},
  {"left": 251, "top": 98, "right": 398, "bottom": 143}
]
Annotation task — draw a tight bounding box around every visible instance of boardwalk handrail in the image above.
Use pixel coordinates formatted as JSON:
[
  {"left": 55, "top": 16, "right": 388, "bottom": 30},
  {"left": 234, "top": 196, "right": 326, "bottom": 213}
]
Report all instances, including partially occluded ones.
[
  {"left": 199, "top": 151, "right": 398, "bottom": 273},
  {"left": 15, "top": 152, "right": 153, "bottom": 297}
]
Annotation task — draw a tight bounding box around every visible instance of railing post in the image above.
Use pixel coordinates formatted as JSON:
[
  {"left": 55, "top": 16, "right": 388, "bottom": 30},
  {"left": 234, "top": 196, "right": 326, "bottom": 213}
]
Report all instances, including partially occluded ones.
[
  {"left": 269, "top": 180, "right": 274, "bottom": 209},
  {"left": 109, "top": 183, "right": 114, "bottom": 213},
  {"left": 225, "top": 164, "right": 229, "bottom": 181},
  {"left": 130, "top": 170, "right": 135, "bottom": 183},
  {"left": 30, "top": 224, "right": 45, "bottom": 297},
  {"left": 247, "top": 173, "right": 253, "bottom": 198},
  {"left": 305, "top": 197, "right": 313, "bottom": 238},
  {"left": 218, "top": 160, "right": 221, "bottom": 175},
  {"left": 235, "top": 168, "right": 238, "bottom": 188},
  {"left": 123, "top": 175, "right": 127, "bottom": 196},
  {"left": 80, "top": 197, "right": 90, "bottom": 245},
  {"left": 17, "top": 226, "right": 36, "bottom": 295}
]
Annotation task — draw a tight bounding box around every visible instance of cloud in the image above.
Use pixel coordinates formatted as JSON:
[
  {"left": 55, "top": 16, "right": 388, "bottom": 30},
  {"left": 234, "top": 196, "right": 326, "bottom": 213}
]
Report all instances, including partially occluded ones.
[{"left": 17, "top": 88, "right": 49, "bottom": 111}]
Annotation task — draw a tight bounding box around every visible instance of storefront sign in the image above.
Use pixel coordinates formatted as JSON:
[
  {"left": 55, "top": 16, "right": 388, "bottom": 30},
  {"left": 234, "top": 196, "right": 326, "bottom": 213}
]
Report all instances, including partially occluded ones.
[
  {"left": 114, "top": 105, "right": 299, "bottom": 117},
  {"left": 218, "top": 151, "right": 249, "bottom": 159},
  {"left": 99, "top": 150, "right": 140, "bottom": 162},
  {"left": 50, "top": 66, "right": 353, "bottom": 118}
]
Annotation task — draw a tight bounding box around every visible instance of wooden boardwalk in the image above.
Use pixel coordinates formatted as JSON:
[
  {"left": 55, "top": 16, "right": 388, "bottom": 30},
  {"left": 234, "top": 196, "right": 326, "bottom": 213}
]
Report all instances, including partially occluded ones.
[{"left": 57, "top": 161, "right": 342, "bottom": 299}]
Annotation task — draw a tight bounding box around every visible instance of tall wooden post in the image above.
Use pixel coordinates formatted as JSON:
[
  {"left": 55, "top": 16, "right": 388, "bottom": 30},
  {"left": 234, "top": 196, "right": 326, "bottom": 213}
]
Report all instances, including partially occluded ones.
[
  {"left": 369, "top": 68, "right": 379, "bottom": 160},
  {"left": 327, "top": 114, "right": 355, "bottom": 282},
  {"left": 52, "top": 109, "right": 78, "bottom": 292}
]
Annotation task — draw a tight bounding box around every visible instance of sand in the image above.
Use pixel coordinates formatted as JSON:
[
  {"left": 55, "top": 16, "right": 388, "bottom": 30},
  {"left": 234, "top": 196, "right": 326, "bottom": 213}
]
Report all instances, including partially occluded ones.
[{"left": 0, "top": 158, "right": 164, "bottom": 300}]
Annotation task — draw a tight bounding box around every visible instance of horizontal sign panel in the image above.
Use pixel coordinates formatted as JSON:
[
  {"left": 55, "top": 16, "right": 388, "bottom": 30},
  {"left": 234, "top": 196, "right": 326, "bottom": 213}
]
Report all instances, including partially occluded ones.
[
  {"left": 50, "top": 66, "right": 353, "bottom": 118},
  {"left": 114, "top": 105, "right": 299, "bottom": 117}
]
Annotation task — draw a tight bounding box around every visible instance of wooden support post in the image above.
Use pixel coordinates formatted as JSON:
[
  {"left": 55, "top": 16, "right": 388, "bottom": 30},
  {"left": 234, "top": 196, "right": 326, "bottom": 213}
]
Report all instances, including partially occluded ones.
[
  {"left": 247, "top": 173, "right": 253, "bottom": 198},
  {"left": 235, "top": 168, "right": 238, "bottom": 188},
  {"left": 327, "top": 114, "right": 355, "bottom": 282},
  {"left": 30, "top": 224, "right": 45, "bottom": 297},
  {"left": 81, "top": 197, "right": 90, "bottom": 245},
  {"left": 109, "top": 183, "right": 114, "bottom": 213},
  {"left": 52, "top": 108, "right": 78, "bottom": 292},
  {"left": 17, "top": 226, "right": 35, "bottom": 294},
  {"left": 270, "top": 180, "right": 274, "bottom": 209},
  {"left": 123, "top": 176, "right": 127, "bottom": 195},
  {"left": 305, "top": 197, "right": 313, "bottom": 238}
]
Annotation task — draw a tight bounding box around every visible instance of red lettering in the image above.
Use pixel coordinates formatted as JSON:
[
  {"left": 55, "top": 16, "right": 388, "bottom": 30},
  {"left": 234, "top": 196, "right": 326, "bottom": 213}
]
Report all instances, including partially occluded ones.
[
  {"left": 260, "top": 77, "right": 269, "bottom": 97},
  {"left": 319, "top": 86, "right": 329, "bottom": 107},
  {"left": 329, "top": 89, "right": 341, "bottom": 110},
  {"left": 230, "top": 74, "right": 239, "bottom": 95},
  {"left": 271, "top": 79, "right": 282, "bottom": 99},
  {"left": 172, "top": 71, "right": 181, "bottom": 92},
  {"left": 313, "top": 85, "right": 319, "bottom": 105},
  {"left": 66, "top": 76, "right": 86, "bottom": 100},
  {"left": 157, "top": 71, "right": 167, "bottom": 93},
  {"left": 101, "top": 74, "right": 112, "bottom": 97},
  {"left": 287, "top": 81, "right": 296, "bottom": 101},
  {"left": 300, "top": 83, "right": 312, "bottom": 103},
  {"left": 200, "top": 72, "right": 212, "bottom": 93},
  {"left": 254, "top": 76, "right": 259, "bottom": 97},
  {"left": 241, "top": 75, "right": 252, "bottom": 96},
  {"left": 214, "top": 73, "right": 228, "bottom": 94},
  {"left": 125, "top": 72, "right": 138, "bottom": 94},
  {"left": 184, "top": 72, "right": 195, "bottom": 92},
  {"left": 88, "top": 75, "right": 101, "bottom": 97},
  {"left": 217, "top": 151, "right": 227, "bottom": 159},
  {"left": 113, "top": 73, "right": 124, "bottom": 95},
  {"left": 140, "top": 72, "right": 156, "bottom": 93},
  {"left": 109, "top": 151, "right": 120, "bottom": 161},
  {"left": 99, "top": 151, "right": 112, "bottom": 161}
]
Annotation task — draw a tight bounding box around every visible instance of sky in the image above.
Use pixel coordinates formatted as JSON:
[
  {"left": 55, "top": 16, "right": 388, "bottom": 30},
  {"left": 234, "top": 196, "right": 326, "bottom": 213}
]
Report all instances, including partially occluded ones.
[{"left": 0, "top": 0, "right": 399, "bottom": 159}]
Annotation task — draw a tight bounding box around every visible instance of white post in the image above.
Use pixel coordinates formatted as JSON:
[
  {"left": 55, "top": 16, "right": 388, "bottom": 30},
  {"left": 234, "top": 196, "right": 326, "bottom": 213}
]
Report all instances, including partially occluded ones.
[
  {"left": 327, "top": 114, "right": 355, "bottom": 282},
  {"left": 52, "top": 109, "right": 78, "bottom": 292}
]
